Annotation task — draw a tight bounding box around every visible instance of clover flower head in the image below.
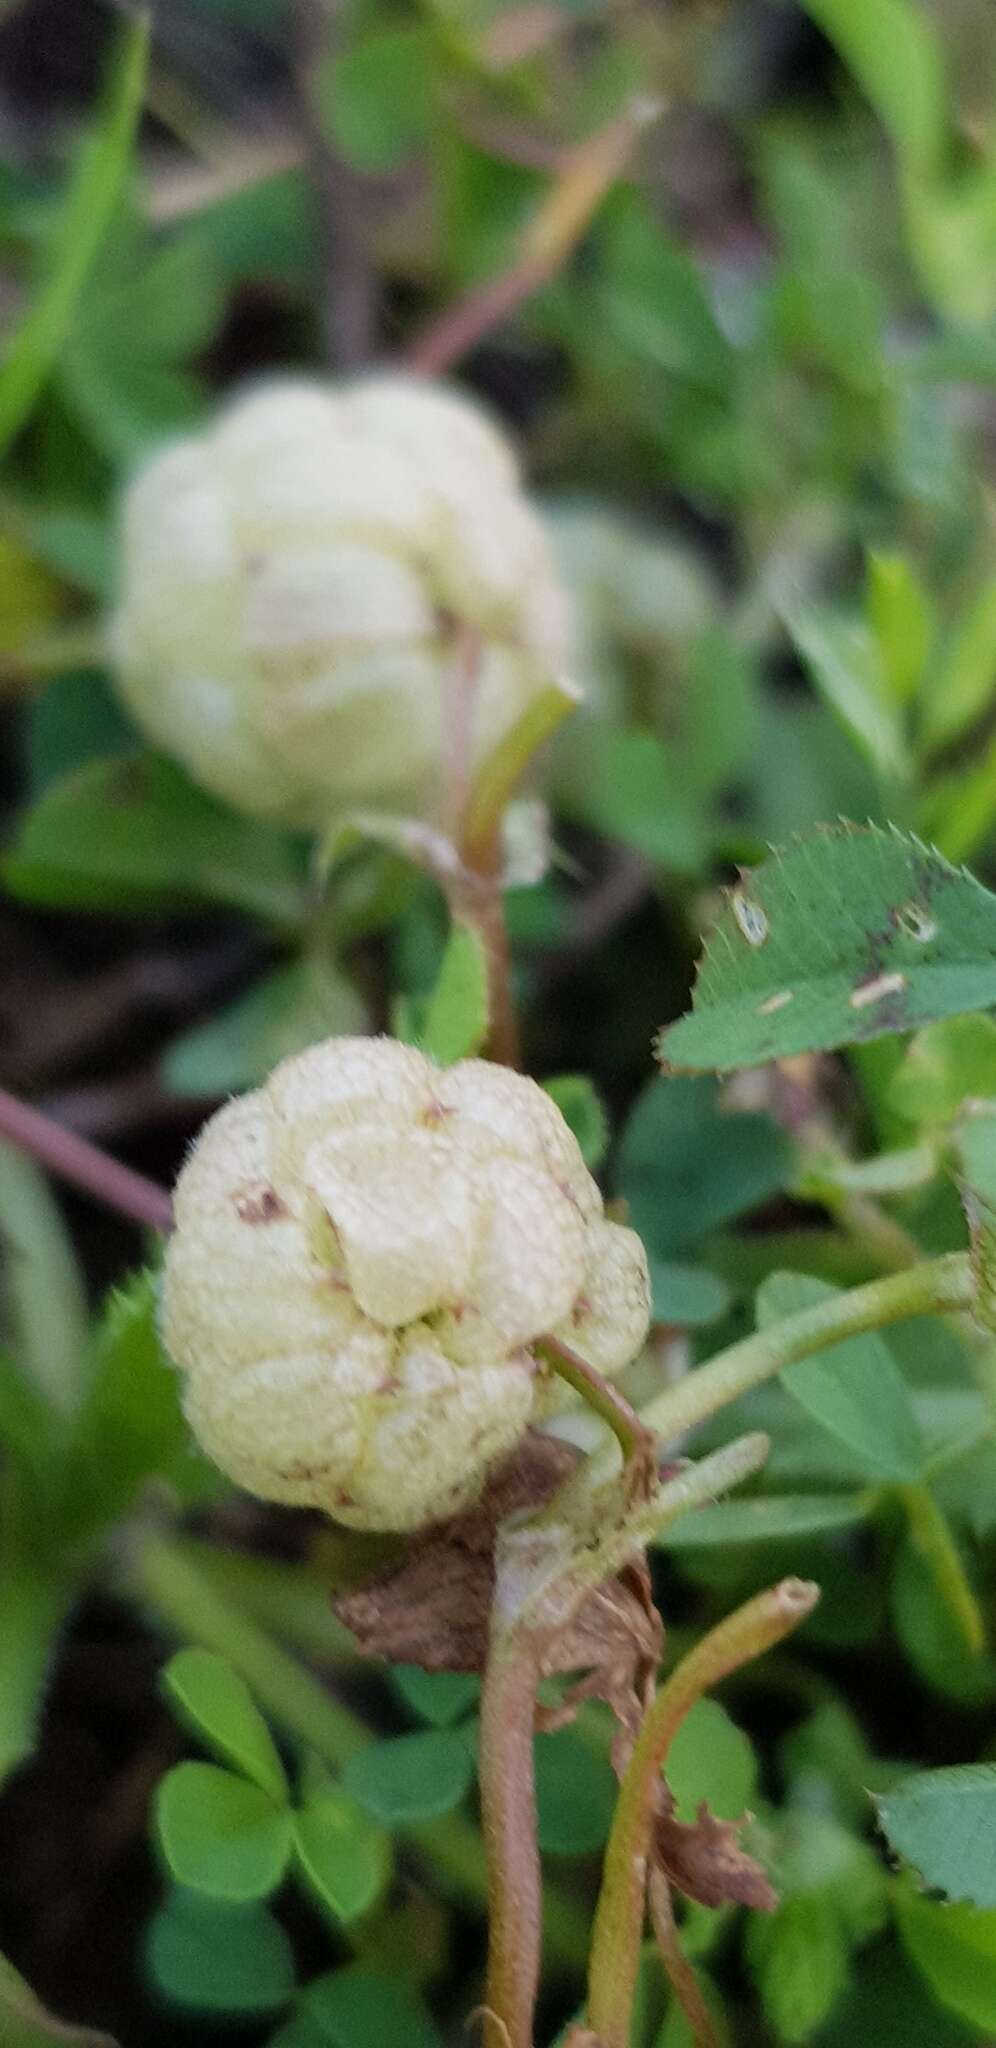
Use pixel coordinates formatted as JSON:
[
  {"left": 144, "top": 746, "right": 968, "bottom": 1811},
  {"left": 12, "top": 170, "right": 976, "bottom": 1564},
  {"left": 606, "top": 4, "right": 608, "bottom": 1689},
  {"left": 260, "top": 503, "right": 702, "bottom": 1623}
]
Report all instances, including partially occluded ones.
[
  {"left": 162, "top": 1036, "right": 649, "bottom": 1531},
  {"left": 112, "top": 376, "right": 572, "bottom": 828}
]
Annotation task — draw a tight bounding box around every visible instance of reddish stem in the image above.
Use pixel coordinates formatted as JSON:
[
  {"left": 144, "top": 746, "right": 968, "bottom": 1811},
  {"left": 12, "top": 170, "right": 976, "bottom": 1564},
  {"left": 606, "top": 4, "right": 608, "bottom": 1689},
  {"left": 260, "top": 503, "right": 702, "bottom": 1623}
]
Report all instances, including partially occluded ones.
[
  {"left": 478, "top": 1639, "right": 543, "bottom": 2048},
  {"left": 0, "top": 1085, "right": 173, "bottom": 1234}
]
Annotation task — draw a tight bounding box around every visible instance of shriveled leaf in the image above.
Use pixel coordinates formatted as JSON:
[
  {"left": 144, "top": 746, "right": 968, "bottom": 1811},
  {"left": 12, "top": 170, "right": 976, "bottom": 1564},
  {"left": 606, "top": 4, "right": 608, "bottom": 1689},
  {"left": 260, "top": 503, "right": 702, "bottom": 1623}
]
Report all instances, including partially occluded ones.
[
  {"left": 155, "top": 1762, "right": 292, "bottom": 1903},
  {"left": 292, "top": 1793, "right": 390, "bottom": 1925},
  {"left": 145, "top": 1890, "right": 295, "bottom": 2016},
  {"left": 0, "top": 1953, "right": 117, "bottom": 2046},
  {"left": 161, "top": 1649, "right": 287, "bottom": 1802},
  {"left": 758, "top": 1272, "right": 924, "bottom": 1482},
  {"left": 419, "top": 922, "right": 488, "bottom": 1066},
  {"left": 878, "top": 1766, "right": 996, "bottom": 1906},
  {"left": 659, "top": 825, "right": 996, "bottom": 1073},
  {"left": 341, "top": 1730, "right": 473, "bottom": 1824}
]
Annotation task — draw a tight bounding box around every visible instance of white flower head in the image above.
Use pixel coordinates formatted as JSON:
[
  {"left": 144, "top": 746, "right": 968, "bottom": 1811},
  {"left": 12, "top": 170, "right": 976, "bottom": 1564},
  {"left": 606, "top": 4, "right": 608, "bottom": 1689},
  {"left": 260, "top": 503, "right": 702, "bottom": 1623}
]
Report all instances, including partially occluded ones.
[
  {"left": 112, "top": 377, "right": 572, "bottom": 828},
  {"left": 162, "top": 1036, "right": 649, "bottom": 1531}
]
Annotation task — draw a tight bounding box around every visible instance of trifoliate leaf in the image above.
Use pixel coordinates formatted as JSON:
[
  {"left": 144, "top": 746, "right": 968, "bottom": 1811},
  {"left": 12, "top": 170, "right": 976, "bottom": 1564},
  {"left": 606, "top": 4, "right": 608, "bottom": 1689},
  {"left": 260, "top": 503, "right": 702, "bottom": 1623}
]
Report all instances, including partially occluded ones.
[{"left": 658, "top": 825, "right": 996, "bottom": 1073}]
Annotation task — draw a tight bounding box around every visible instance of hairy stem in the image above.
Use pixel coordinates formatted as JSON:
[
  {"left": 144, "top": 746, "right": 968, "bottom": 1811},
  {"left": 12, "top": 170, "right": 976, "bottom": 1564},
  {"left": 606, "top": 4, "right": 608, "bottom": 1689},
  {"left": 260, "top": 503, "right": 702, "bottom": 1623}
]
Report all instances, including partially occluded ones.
[
  {"left": 641, "top": 1252, "right": 974, "bottom": 1447},
  {"left": 479, "top": 1640, "right": 543, "bottom": 2048},
  {"left": 586, "top": 1581, "right": 819, "bottom": 2048},
  {"left": 0, "top": 1086, "right": 173, "bottom": 1234}
]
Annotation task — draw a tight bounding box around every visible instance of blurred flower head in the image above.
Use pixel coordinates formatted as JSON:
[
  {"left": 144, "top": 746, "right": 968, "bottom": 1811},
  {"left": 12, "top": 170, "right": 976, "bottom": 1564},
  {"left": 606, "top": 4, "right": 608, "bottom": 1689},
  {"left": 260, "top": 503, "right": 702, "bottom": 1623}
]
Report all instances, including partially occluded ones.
[{"left": 112, "top": 376, "right": 572, "bottom": 828}]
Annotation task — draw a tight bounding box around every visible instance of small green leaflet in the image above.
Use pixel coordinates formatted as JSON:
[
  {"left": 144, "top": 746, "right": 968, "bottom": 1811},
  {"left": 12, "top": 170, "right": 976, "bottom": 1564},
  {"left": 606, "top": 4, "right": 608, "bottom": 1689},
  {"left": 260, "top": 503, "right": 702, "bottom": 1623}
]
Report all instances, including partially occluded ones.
[
  {"left": 895, "top": 1887, "right": 996, "bottom": 2032},
  {"left": 666, "top": 1698, "right": 758, "bottom": 1823},
  {"left": 533, "top": 1729, "right": 617, "bottom": 1857},
  {"left": 657, "top": 1491, "right": 869, "bottom": 1551},
  {"left": 419, "top": 922, "right": 489, "bottom": 1066},
  {"left": 0, "top": 19, "right": 149, "bottom": 459},
  {"left": 342, "top": 1729, "right": 473, "bottom": 1823},
  {"left": 146, "top": 1890, "right": 295, "bottom": 2016},
  {"left": 877, "top": 1765, "right": 996, "bottom": 1907},
  {"left": 292, "top": 1794, "right": 389, "bottom": 1926},
  {"left": 269, "top": 1968, "right": 444, "bottom": 2048},
  {"left": 953, "top": 1105, "right": 996, "bottom": 1335},
  {"left": 155, "top": 1762, "right": 292, "bottom": 1903},
  {"left": 758, "top": 1272, "right": 924, "bottom": 1482},
  {"left": 161, "top": 1649, "right": 287, "bottom": 1801},
  {"left": 658, "top": 825, "right": 996, "bottom": 1073}
]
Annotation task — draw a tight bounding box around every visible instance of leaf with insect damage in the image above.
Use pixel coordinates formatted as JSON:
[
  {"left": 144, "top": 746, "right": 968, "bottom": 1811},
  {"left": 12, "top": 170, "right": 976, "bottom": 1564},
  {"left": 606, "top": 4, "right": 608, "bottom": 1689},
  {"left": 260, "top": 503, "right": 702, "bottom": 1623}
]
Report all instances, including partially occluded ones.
[{"left": 658, "top": 824, "right": 996, "bottom": 1073}]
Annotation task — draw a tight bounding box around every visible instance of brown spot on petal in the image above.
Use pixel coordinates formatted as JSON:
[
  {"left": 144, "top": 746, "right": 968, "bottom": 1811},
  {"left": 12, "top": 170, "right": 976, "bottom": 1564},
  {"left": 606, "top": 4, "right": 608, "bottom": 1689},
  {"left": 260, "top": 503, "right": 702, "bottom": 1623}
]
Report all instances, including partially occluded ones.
[{"left": 235, "top": 1183, "right": 287, "bottom": 1224}]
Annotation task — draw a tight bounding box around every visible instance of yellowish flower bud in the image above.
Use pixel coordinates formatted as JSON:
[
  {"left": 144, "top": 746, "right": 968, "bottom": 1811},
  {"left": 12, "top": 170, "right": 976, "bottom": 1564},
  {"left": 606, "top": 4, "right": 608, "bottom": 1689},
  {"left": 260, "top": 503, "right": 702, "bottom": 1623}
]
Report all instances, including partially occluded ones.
[
  {"left": 162, "top": 1037, "right": 649, "bottom": 1531},
  {"left": 112, "top": 378, "right": 572, "bottom": 828}
]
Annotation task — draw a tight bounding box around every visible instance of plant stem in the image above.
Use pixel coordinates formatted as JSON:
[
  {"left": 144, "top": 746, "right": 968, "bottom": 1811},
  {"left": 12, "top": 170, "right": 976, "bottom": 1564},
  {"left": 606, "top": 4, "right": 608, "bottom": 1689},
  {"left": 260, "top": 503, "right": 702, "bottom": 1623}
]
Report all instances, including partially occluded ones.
[
  {"left": 647, "top": 1865, "right": 716, "bottom": 2048},
  {"left": 0, "top": 1086, "right": 173, "bottom": 1234},
  {"left": 540, "top": 1334, "right": 658, "bottom": 1494},
  {"left": 641, "top": 1252, "right": 974, "bottom": 1447},
  {"left": 126, "top": 1531, "right": 590, "bottom": 1969},
  {"left": 479, "top": 1639, "right": 544, "bottom": 2048},
  {"left": 585, "top": 1580, "right": 819, "bottom": 2048},
  {"left": 451, "top": 831, "right": 521, "bottom": 1069}
]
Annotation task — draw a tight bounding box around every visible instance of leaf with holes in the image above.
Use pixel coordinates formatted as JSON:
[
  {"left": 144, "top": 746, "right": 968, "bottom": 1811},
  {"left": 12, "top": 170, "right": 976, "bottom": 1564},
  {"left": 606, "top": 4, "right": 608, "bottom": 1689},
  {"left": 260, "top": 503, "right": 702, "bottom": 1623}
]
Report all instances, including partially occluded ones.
[{"left": 658, "top": 825, "right": 996, "bottom": 1073}]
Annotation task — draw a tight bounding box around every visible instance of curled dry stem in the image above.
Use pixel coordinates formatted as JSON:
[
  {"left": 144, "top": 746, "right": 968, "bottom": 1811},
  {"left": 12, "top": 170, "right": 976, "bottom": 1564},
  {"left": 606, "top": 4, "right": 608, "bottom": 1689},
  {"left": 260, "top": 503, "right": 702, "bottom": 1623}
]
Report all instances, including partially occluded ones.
[{"left": 585, "top": 1578, "right": 820, "bottom": 2048}]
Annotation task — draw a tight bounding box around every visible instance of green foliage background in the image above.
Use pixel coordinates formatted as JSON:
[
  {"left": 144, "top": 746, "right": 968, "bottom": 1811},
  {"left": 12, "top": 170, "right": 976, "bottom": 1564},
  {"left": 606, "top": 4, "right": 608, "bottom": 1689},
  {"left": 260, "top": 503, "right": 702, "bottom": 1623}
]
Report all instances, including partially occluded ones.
[{"left": 6, "top": 1, "right": 996, "bottom": 2044}]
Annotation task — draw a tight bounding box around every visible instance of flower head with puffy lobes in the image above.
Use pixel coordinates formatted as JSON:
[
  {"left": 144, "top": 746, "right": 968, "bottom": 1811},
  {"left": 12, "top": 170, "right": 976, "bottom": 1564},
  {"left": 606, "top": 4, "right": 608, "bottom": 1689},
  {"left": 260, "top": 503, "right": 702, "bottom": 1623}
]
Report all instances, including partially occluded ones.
[
  {"left": 162, "top": 1036, "right": 649, "bottom": 1532},
  {"left": 112, "top": 376, "right": 573, "bottom": 829}
]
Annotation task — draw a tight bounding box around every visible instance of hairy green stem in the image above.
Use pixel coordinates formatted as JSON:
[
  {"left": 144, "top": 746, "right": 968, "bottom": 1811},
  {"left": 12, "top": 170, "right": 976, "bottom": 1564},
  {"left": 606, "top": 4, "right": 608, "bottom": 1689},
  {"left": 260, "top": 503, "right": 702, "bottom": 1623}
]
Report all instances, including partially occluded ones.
[
  {"left": 586, "top": 1580, "right": 819, "bottom": 2048},
  {"left": 642, "top": 1252, "right": 974, "bottom": 1447},
  {"left": 540, "top": 1334, "right": 658, "bottom": 1488},
  {"left": 126, "top": 1531, "right": 590, "bottom": 1969}
]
